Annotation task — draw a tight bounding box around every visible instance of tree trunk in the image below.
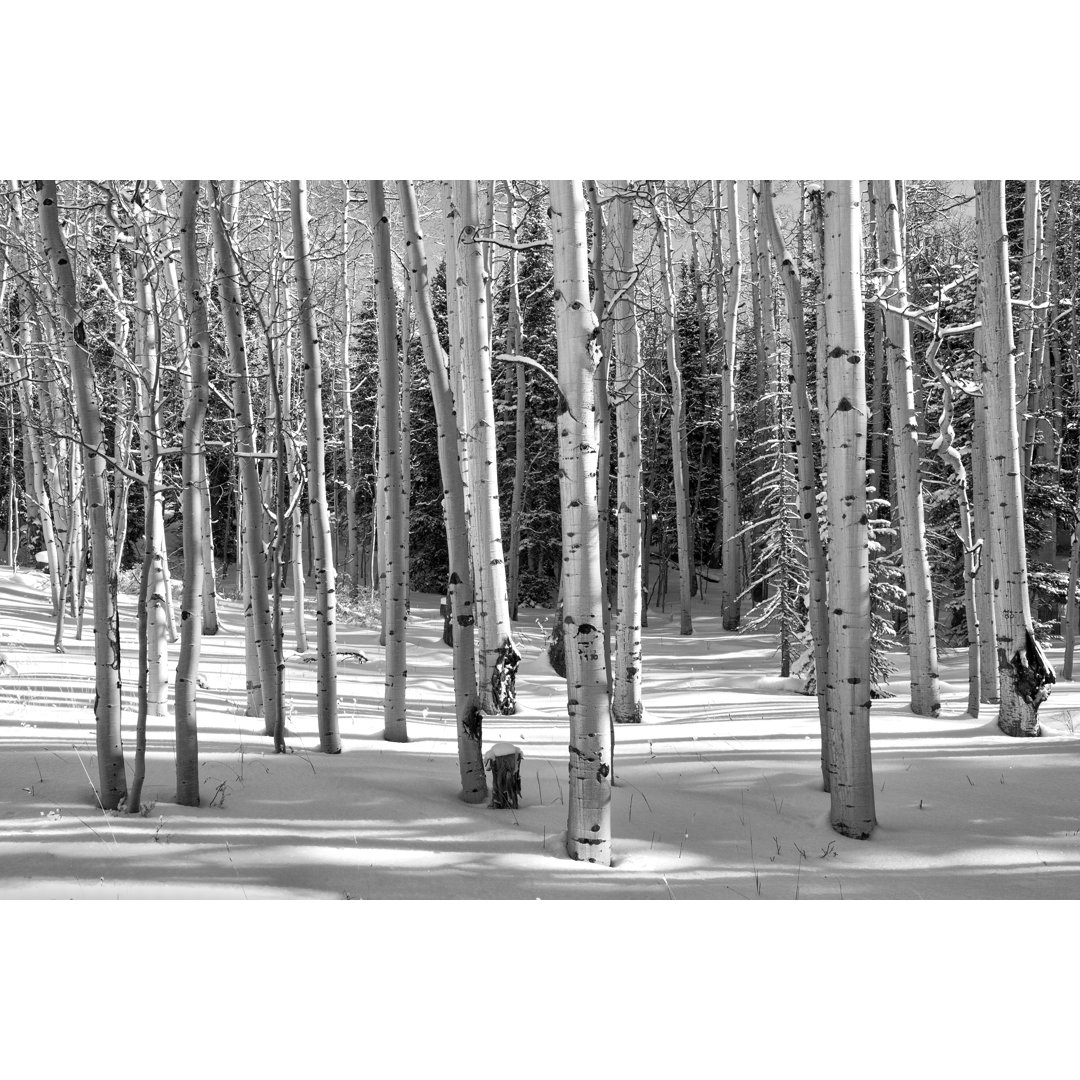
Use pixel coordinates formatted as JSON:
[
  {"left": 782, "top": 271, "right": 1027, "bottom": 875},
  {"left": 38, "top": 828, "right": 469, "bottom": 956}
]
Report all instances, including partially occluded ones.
[
  {"left": 174, "top": 180, "right": 210, "bottom": 797},
  {"left": 453, "top": 180, "right": 519, "bottom": 713},
  {"left": 970, "top": 375, "right": 1000, "bottom": 703},
  {"left": 609, "top": 180, "right": 644, "bottom": 725},
  {"left": 719, "top": 181, "right": 742, "bottom": 630},
  {"left": 399, "top": 180, "right": 486, "bottom": 801},
  {"left": 759, "top": 181, "right": 830, "bottom": 787},
  {"left": 821, "top": 180, "right": 875, "bottom": 839},
  {"left": 210, "top": 180, "right": 282, "bottom": 741},
  {"left": 872, "top": 179, "right": 941, "bottom": 717},
  {"left": 369, "top": 180, "right": 407, "bottom": 743},
  {"left": 974, "top": 181, "right": 1055, "bottom": 736},
  {"left": 341, "top": 182, "right": 360, "bottom": 596},
  {"left": 652, "top": 182, "right": 694, "bottom": 635},
  {"left": 550, "top": 179, "right": 612, "bottom": 865},
  {"left": 36, "top": 180, "right": 127, "bottom": 811},
  {"left": 504, "top": 180, "right": 527, "bottom": 623},
  {"left": 291, "top": 180, "right": 340, "bottom": 753}
]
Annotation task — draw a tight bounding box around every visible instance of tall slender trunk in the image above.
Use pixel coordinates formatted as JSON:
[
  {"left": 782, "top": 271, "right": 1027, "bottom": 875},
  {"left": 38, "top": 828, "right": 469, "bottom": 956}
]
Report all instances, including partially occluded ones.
[
  {"left": 37, "top": 180, "right": 127, "bottom": 810},
  {"left": 759, "top": 181, "right": 830, "bottom": 787},
  {"left": 342, "top": 182, "right": 360, "bottom": 595},
  {"left": 609, "top": 180, "right": 643, "bottom": 725},
  {"left": 1015, "top": 181, "right": 1040, "bottom": 452},
  {"left": 652, "top": 182, "right": 693, "bottom": 635},
  {"left": 970, "top": 359, "right": 1000, "bottom": 703},
  {"left": 369, "top": 181, "right": 407, "bottom": 743},
  {"left": 872, "top": 179, "right": 940, "bottom": 717},
  {"left": 453, "top": 180, "right": 519, "bottom": 713},
  {"left": 975, "top": 180, "right": 1055, "bottom": 736},
  {"left": 291, "top": 180, "right": 340, "bottom": 753},
  {"left": 210, "top": 180, "right": 282, "bottom": 741},
  {"left": 504, "top": 180, "right": 527, "bottom": 623},
  {"left": 174, "top": 180, "right": 210, "bottom": 796},
  {"left": 550, "top": 180, "right": 612, "bottom": 865},
  {"left": 821, "top": 180, "right": 875, "bottom": 840},
  {"left": 399, "top": 180, "right": 486, "bottom": 800},
  {"left": 719, "top": 181, "right": 742, "bottom": 630}
]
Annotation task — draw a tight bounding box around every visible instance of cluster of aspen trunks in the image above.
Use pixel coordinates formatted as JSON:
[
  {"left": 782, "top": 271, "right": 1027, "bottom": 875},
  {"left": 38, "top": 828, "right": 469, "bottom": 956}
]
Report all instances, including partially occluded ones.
[{"left": 0, "top": 180, "right": 1058, "bottom": 860}]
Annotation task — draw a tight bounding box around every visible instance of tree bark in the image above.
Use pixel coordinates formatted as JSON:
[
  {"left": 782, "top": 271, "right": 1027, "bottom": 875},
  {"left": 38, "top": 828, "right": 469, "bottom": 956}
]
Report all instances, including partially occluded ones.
[
  {"left": 872, "top": 179, "right": 941, "bottom": 717},
  {"left": 453, "top": 180, "right": 519, "bottom": 713},
  {"left": 36, "top": 180, "right": 127, "bottom": 810},
  {"left": 291, "top": 180, "right": 340, "bottom": 753},
  {"left": 609, "top": 180, "right": 644, "bottom": 725},
  {"left": 550, "top": 179, "right": 612, "bottom": 865},
  {"left": 821, "top": 180, "right": 875, "bottom": 839},
  {"left": 759, "top": 181, "right": 830, "bottom": 787},
  {"left": 399, "top": 180, "right": 486, "bottom": 801},
  {"left": 974, "top": 181, "right": 1055, "bottom": 736}
]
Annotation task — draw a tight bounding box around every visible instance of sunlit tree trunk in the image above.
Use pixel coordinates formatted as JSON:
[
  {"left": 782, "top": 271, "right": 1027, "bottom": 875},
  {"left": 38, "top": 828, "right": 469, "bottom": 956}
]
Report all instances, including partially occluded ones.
[
  {"left": 210, "top": 180, "right": 282, "bottom": 741},
  {"left": 718, "top": 181, "right": 742, "bottom": 630},
  {"left": 341, "top": 181, "right": 360, "bottom": 596},
  {"left": 609, "top": 180, "right": 643, "bottom": 725},
  {"left": 453, "top": 180, "right": 519, "bottom": 713},
  {"left": 970, "top": 363, "right": 1000, "bottom": 703},
  {"left": 369, "top": 180, "right": 408, "bottom": 742},
  {"left": 173, "top": 180, "right": 210, "bottom": 798},
  {"left": 37, "top": 179, "right": 127, "bottom": 810},
  {"left": 1015, "top": 181, "right": 1040, "bottom": 448},
  {"left": 759, "top": 181, "right": 830, "bottom": 786},
  {"left": 821, "top": 180, "right": 875, "bottom": 839},
  {"left": 503, "top": 180, "right": 527, "bottom": 623},
  {"left": 399, "top": 180, "right": 486, "bottom": 801},
  {"left": 550, "top": 179, "right": 612, "bottom": 865},
  {"left": 974, "top": 180, "right": 1055, "bottom": 736},
  {"left": 291, "top": 180, "right": 340, "bottom": 753},
  {"left": 652, "top": 182, "right": 693, "bottom": 635},
  {"left": 872, "top": 179, "right": 941, "bottom": 717}
]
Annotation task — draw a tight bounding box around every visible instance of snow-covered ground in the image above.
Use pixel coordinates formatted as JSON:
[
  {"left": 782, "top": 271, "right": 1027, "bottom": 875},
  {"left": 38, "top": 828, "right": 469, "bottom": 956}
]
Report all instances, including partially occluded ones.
[{"left": 1, "top": 565, "right": 1078, "bottom": 900}]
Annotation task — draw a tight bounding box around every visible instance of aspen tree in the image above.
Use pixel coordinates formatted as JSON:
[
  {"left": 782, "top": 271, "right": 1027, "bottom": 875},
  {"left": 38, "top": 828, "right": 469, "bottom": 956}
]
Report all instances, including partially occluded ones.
[
  {"left": 399, "top": 180, "right": 486, "bottom": 801},
  {"left": 609, "top": 180, "right": 643, "bottom": 725},
  {"left": 651, "top": 182, "right": 693, "bottom": 635},
  {"left": 821, "top": 180, "right": 875, "bottom": 839},
  {"left": 759, "top": 181, "right": 830, "bottom": 784},
  {"left": 549, "top": 180, "right": 612, "bottom": 864},
  {"left": 210, "top": 180, "right": 283, "bottom": 744},
  {"left": 504, "top": 180, "right": 527, "bottom": 622},
  {"left": 369, "top": 181, "right": 407, "bottom": 742},
  {"left": 341, "top": 182, "right": 360, "bottom": 595},
  {"left": 36, "top": 180, "right": 127, "bottom": 810},
  {"left": 974, "top": 181, "right": 1055, "bottom": 735},
  {"left": 291, "top": 180, "right": 340, "bottom": 753},
  {"left": 872, "top": 179, "right": 941, "bottom": 716},
  {"left": 717, "top": 181, "right": 742, "bottom": 630},
  {"left": 453, "top": 180, "right": 519, "bottom": 713},
  {"left": 174, "top": 180, "right": 209, "bottom": 801},
  {"left": 970, "top": 364, "right": 1000, "bottom": 703}
]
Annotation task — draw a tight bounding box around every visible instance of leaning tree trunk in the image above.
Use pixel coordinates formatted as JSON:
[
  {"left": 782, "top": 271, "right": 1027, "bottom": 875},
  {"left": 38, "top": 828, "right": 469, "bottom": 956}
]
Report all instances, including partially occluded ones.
[
  {"left": 453, "top": 180, "right": 519, "bottom": 714},
  {"left": 609, "top": 180, "right": 644, "bottom": 725},
  {"left": 550, "top": 179, "right": 612, "bottom": 866},
  {"left": 872, "top": 180, "right": 941, "bottom": 717},
  {"left": 369, "top": 180, "right": 407, "bottom": 743},
  {"left": 210, "top": 180, "right": 283, "bottom": 743},
  {"left": 821, "top": 180, "right": 875, "bottom": 840},
  {"left": 652, "top": 182, "right": 694, "bottom": 635},
  {"left": 759, "top": 181, "right": 830, "bottom": 788},
  {"left": 975, "top": 181, "right": 1055, "bottom": 736},
  {"left": 174, "top": 180, "right": 210, "bottom": 798},
  {"left": 36, "top": 180, "right": 127, "bottom": 811},
  {"left": 291, "top": 180, "right": 340, "bottom": 753},
  {"left": 399, "top": 179, "right": 486, "bottom": 801}
]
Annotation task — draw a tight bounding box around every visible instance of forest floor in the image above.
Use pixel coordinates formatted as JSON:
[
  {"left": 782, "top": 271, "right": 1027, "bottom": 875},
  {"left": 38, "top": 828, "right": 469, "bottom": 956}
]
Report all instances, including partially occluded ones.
[{"left": 0, "top": 566, "right": 1078, "bottom": 899}]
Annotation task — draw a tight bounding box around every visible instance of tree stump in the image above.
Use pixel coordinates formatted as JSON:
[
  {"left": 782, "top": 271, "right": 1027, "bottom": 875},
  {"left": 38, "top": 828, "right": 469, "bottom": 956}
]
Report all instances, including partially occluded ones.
[{"left": 484, "top": 742, "right": 523, "bottom": 809}]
